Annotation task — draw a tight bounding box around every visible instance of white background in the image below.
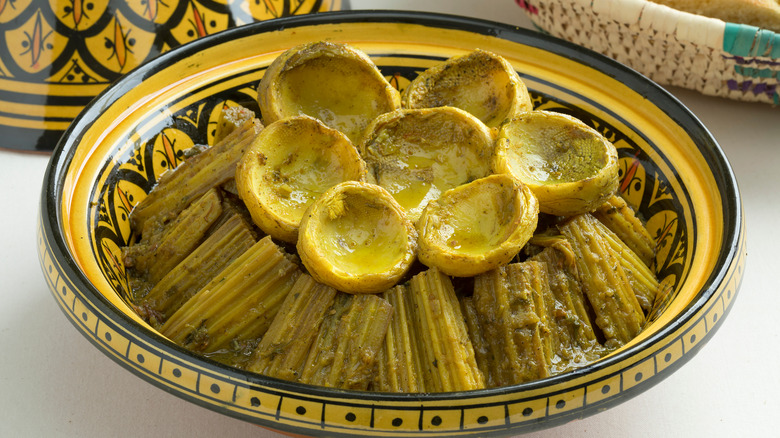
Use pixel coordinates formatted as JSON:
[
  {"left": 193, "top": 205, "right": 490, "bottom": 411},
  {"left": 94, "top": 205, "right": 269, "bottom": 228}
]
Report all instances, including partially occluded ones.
[{"left": 2, "top": 0, "right": 778, "bottom": 437}]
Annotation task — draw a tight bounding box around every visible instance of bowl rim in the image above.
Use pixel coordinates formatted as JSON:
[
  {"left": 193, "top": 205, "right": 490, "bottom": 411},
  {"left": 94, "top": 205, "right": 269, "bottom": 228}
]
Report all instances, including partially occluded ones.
[{"left": 39, "top": 8, "right": 744, "bottom": 431}]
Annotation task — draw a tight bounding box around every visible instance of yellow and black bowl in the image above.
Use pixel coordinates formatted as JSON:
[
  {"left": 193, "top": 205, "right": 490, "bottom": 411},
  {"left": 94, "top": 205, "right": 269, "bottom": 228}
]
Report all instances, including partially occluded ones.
[
  {"left": 37, "top": 11, "right": 745, "bottom": 437},
  {"left": 0, "top": 0, "right": 345, "bottom": 152}
]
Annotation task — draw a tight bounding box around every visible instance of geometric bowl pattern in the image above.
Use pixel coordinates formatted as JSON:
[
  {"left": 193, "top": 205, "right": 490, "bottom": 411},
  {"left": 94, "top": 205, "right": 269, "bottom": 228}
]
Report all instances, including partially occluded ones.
[
  {"left": 38, "top": 11, "right": 745, "bottom": 437},
  {"left": 1, "top": 0, "right": 344, "bottom": 152}
]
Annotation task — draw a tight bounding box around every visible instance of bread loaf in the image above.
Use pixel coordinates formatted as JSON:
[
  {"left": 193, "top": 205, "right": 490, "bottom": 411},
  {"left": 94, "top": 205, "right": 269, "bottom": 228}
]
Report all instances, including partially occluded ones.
[{"left": 651, "top": 0, "right": 780, "bottom": 33}]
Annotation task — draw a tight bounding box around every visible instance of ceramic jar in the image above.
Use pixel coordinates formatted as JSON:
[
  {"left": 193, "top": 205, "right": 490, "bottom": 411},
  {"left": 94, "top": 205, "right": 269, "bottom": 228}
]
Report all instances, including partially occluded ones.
[{"left": 0, "top": 0, "right": 345, "bottom": 152}]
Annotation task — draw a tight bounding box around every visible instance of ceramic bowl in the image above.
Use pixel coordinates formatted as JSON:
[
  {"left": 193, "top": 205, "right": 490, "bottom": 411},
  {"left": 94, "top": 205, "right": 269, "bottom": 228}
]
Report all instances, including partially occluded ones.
[
  {"left": 37, "top": 10, "right": 745, "bottom": 437},
  {"left": 0, "top": 0, "right": 345, "bottom": 153}
]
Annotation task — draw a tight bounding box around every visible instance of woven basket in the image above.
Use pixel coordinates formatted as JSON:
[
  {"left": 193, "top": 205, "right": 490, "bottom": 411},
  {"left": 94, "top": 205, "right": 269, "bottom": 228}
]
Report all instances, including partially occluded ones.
[{"left": 516, "top": 0, "right": 780, "bottom": 104}]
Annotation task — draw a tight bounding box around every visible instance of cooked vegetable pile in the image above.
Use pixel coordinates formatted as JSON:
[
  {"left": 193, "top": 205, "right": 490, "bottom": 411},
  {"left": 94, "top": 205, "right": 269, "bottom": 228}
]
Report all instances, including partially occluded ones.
[{"left": 122, "top": 41, "right": 671, "bottom": 392}]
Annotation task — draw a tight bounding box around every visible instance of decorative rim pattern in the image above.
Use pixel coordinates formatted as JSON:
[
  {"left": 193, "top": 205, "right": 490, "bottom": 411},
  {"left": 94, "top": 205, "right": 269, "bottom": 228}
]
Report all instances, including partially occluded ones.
[{"left": 38, "top": 11, "right": 745, "bottom": 437}]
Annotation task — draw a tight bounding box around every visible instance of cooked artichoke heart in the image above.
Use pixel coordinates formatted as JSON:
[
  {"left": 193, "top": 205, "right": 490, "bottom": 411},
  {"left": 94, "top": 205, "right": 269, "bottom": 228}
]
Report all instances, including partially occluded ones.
[
  {"left": 417, "top": 174, "right": 539, "bottom": 277},
  {"left": 298, "top": 181, "right": 418, "bottom": 294},
  {"left": 402, "top": 49, "right": 533, "bottom": 128},
  {"left": 235, "top": 115, "right": 366, "bottom": 243},
  {"left": 257, "top": 41, "right": 401, "bottom": 144},
  {"left": 493, "top": 111, "right": 619, "bottom": 216},
  {"left": 360, "top": 107, "right": 495, "bottom": 223}
]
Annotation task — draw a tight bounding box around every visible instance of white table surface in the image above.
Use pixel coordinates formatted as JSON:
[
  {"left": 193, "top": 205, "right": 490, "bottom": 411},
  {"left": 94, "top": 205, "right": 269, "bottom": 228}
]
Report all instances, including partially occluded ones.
[{"left": 1, "top": 1, "right": 777, "bottom": 436}]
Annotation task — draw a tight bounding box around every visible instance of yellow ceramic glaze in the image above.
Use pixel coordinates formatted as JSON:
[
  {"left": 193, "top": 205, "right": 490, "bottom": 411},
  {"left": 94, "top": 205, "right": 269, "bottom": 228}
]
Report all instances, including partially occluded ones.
[
  {"left": 38, "top": 12, "right": 745, "bottom": 437},
  {"left": 0, "top": 0, "right": 343, "bottom": 151}
]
